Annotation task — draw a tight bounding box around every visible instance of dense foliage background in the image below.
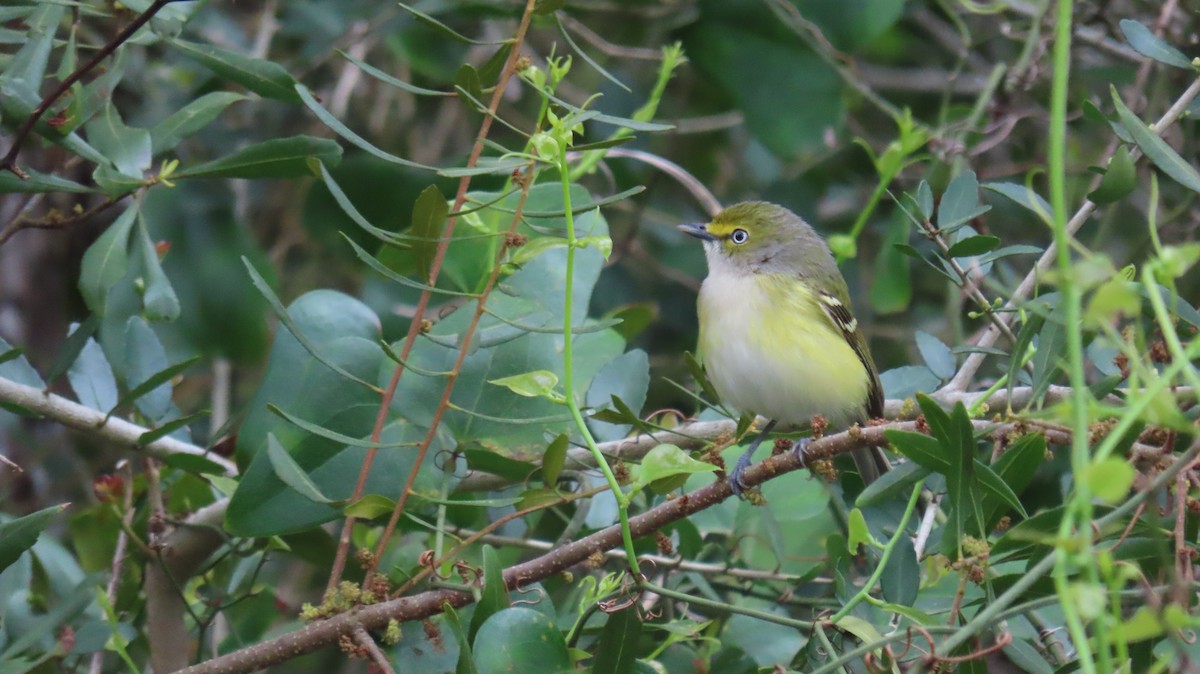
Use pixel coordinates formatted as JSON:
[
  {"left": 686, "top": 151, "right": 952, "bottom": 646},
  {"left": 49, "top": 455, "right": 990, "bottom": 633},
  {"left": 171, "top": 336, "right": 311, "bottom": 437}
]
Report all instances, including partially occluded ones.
[{"left": 2, "top": 0, "right": 1199, "bottom": 672}]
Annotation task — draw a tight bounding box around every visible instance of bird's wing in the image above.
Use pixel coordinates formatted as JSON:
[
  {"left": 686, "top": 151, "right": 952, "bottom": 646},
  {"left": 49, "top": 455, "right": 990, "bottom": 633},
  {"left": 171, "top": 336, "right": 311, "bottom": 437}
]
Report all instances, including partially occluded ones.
[{"left": 813, "top": 290, "right": 884, "bottom": 420}]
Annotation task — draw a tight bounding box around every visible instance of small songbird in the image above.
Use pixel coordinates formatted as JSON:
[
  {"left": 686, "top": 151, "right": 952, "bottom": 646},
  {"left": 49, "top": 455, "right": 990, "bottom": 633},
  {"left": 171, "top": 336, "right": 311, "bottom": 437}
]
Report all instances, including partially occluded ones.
[{"left": 679, "top": 201, "right": 890, "bottom": 492}]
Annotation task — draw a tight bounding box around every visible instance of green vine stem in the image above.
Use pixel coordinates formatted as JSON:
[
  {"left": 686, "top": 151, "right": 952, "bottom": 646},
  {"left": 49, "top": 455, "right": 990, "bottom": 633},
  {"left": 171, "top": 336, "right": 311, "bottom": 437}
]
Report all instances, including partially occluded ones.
[
  {"left": 556, "top": 153, "right": 642, "bottom": 577},
  {"left": 828, "top": 480, "right": 925, "bottom": 624}
]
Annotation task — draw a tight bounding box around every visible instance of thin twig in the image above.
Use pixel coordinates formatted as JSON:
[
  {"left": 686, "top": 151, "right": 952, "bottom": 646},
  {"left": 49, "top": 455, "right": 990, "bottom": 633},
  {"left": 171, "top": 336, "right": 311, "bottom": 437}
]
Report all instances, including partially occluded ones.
[
  {"left": 352, "top": 627, "right": 396, "bottom": 674},
  {"left": 88, "top": 461, "right": 135, "bottom": 674}
]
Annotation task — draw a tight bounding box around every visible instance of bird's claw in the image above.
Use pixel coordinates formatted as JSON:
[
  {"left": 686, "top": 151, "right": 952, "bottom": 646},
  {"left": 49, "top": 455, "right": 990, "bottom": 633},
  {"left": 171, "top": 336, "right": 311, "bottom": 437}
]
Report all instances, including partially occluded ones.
[{"left": 791, "top": 437, "right": 812, "bottom": 470}]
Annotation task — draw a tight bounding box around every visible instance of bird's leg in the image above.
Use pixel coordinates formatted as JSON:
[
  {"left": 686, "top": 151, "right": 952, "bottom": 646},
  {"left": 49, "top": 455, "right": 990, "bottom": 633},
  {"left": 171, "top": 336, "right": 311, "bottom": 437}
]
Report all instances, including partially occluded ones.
[
  {"left": 728, "top": 419, "right": 777, "bottom": 496},
  {"left": 791, "top": 437, "right": 811, "bottom": 469}
]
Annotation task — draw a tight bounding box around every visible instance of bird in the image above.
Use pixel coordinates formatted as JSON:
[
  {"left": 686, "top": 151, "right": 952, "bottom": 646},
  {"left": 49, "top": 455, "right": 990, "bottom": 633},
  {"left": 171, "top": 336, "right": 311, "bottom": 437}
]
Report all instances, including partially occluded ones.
[{"left": 678, "top": 201, "right": 891, "bottom": 493}]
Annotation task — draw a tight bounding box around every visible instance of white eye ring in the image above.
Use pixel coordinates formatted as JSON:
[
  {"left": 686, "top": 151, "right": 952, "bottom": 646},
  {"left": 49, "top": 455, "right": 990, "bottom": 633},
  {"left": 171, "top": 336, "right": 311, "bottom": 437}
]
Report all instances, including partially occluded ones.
[{"left": 730, "top": 228, "right": 749, "bottom": 244}]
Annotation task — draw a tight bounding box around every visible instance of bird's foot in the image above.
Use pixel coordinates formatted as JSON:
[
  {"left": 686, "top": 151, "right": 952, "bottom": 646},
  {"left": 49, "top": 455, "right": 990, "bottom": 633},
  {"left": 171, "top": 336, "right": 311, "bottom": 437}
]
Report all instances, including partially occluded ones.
[
  {"left": 791, "top": 437, "right": 812, "bottom": 470},
  {"left": 726, "top": 446, "right": 756, "bottom": 497}
]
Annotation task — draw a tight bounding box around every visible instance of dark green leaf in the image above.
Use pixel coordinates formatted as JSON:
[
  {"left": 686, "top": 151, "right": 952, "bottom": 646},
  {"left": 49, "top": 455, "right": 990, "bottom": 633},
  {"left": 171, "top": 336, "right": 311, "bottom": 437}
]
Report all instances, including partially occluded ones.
[
  {"left": 586, "top": 350, "right": 649, "bottom": 442},
  {"left": 592, "top": 607, "right": 642, "bottom": 674},
  {"left": 159, "top": 452, "right": 231, "bottom": 476},
  {"left": 469, "top": 545, "right": 510, "bottom": 641},
  {"left": 684, "top": 351, "right": 721, "bottom": 405},
  {"left": 472, "top": 608, "right": 572, "bottom": 674},
  {"left": 66, "top": 334, "right": 117, "bottom": 412},
  {"left": 343, "top": 494, "right": 395, "bottom": 519},
  {"left": 78, "top": 207, "right": 137, "bottom": 316},
  {"left": 879, "top": 365, "right": 941, "bottom": 399},
  {"left": 150, "top": 91, "right": 248, "bottom": 155},
  {"left": 916, "top": 181, "right": 934, "bottom": 220},
  {"left": 1119, "top": 19, "right": 1193, "bottom": 69},
  {"left": 176, "top": 135, "right": 343, "bottom": 179},
  {"left": 267, "top": 433, "right": 338, "bottom": 504},
  {"left": 268, "top": 404, "right": 417, "bottom": 448},
  {"left": 0, "top": 504, "right": 67, "bottom": 574},
  {"left": 555, "top": 13, "right": 630, "bottom": 92},
  {"left": 0, "top": 168, "right": 95, "bottom": 194},
  {"left": 856, "top": 460, "right": 931, "bottom": 507},
  {"left": 112, "top": 354, "right": 199, "bottom": 420},
  {"left": 455, "top": 63, "right": 483, "bottom": 106},
  {"left": 46, "top": 314, "right": 100, "bottom": 387},
  {"left": 938, "top": 171, "right": 990, "bottom": 232},
  {"left": 870, "top": 213, "right": 912, "bottom": 314},
  {"left": 242, "top": 258, "right": 382, "bottom": 393},
  {"left": 87, "top": 103, "right": 151, "bottom": 179},
  {"left": 884, "top": 430, "right": 950, "bottom": 473},
  {"left": 1111, "top": 85, "right": 1200, "bottom": 193},
  {"left": 541, "top": 434, "right": 568, "bottom": 485},
  {"left": 1088, "top": 145, "right": 1137, "bottom": 204},
  {"left": 880, "top": 534, "right": 918, "bottom": 606},
  {"left": 410, "top": 185, "right": 449, "bottom": 282},
  {"left": 974, "top": 460, "right": 1027, "bottom": 518},
  {"left": 171, "top": 38, "right": 302, "bottom": 102},
  {"left": 442, "top": 603, "right": 477, "bottom": 674},
  {"left": 984, "top": 434, "right": 1046, "bottom": 526},
  {"left": 946, "top": 235, "right": 1000, "bottom": 258},
  {"left": 465, "top": 449, "right": 537, "bottom": 482},
  {"left": 976, "top": 244, "right": 1043, "bottom": 265}
]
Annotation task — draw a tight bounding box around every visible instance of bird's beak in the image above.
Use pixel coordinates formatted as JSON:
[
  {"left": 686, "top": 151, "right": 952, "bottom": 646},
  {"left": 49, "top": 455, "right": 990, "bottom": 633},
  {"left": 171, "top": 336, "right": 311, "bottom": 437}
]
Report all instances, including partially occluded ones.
[{"left": 677, "top": 223, "right": 717, "bottom": 242}]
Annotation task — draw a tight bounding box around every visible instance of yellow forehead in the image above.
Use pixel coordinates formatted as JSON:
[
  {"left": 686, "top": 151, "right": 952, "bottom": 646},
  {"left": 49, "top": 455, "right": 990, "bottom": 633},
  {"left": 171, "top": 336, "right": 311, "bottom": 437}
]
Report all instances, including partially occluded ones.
[{"left": 705, "top": 221, "right": 748, "bottom": 238}]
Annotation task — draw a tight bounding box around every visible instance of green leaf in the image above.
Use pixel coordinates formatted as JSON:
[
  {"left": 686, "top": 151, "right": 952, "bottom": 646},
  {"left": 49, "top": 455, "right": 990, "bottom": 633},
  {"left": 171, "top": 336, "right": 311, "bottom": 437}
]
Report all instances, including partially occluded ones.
[
  {"left": 267, "top": 433, "right": 338, "bottom": 504},
  {"left": 870, "top": 214, "right": 912, "bottom": 314},
  {"left": 176, "top": 135, "right": 342, "bottom": 179},
  {"left": 938, "top": 171, "right": 990, "bottom": 232},
  {"left": 1119, "top": 19, "right": 1193, "bottom": 69},
  {"left": 980, "top": 183, "right": 1051, "bottom": 227},
  {"left": 296, "top": 84, "right": 432, "bottom": 170},
  {"left": 490, "top": 370, "right": 560, "bottom": 400},
  {"left": 1088, "top": 145, "right": 1137, "bottom": 204},
  {"left": 469, "top": 545, "right": 511, "bottom": 642},
  {"left": 946, "top": 235, "right": 1000, "bottom": 258},
  {"left": 149, "top": 91, "right": 248, "bottom": 155},
  {"left": 880, "top": 535, "right": 918, "bottom": 606},
  {"left": 138, "top": 412, "right": 207, "bottom": 446},
  {"left": 170, "top": 38, "right": 302, "bottom": 103},
  {"left": 856, "top": 460, "right": 930, "bottom": 507},
  {"left": 915, "top": 181, "right": 934, "bottom": 220},
  {"left": 634, "top": 443, "right": 715, "bottom": 494},
  {"left": 1111, "top": 86, "right": 1200, "bottom": 194},
  {"left": 78, "top": 207, "right": 137, "bottom": 316},
  {"left": 1085, "top": 457, "right": 1136, "bottom": 504},
  {"left": 846, "top": 508, "right": 871, "bottom": 554},
  {"left": 0, "top": 168, "right": 95, "bottom": 194},
  {"left": 337, "top": 49, "right": 451, "bottom": 96},
  {"left": 343, "top": 494, "right": 395, "bottom": 519},
  {"left": 88, "top": 103, "right": 151, "bottom": 181},
  {"left": 133, "top": 210, "right": 180, "bottom": 321},
  {"left": 915, "top": 331, "right": 955, "bottom": 380},
  {"left": 591, "top": 608, "right": 642, "bottom": 674},
  {"left": 268, "top": 404, "right": 416, "bottom": 449},
  {"left": 114, "top": 354, "right": 198, "bottom": 422},
  {"left": 555, "top": 13, "right": 630, "bottom": 93},
  {"left": 409, "top": 184, "right": 450, "bottom": 281},
  {"left": 974, "top": 461, "right": 1028, "bottom": 518},
  {"left": 455, "top": 63, "right": 483, "bottom": 106},
  {"left": 541, "top": 434, "right": 568, "bottom": 486},
  {"left": 0, "top": 504, "right": 67, "bottom": 574},
  {"left": 473, "top": 608, "right": 572, "bottom": 674},
  {"left": 586, "top": 350, "right": 650, "bottom": 442},
  {"left": 399, "top": 2, "right": 506, "bottom": 45},
  {"left": 66, "top": 335, "right": 118, "bottom": 412}
]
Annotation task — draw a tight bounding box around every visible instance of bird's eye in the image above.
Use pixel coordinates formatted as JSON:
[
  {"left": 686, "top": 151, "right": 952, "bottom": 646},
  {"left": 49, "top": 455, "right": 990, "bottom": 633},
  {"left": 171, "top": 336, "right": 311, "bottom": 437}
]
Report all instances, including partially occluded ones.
[{"left": 730, "top": 228, "right": 749, "bottom": 244}]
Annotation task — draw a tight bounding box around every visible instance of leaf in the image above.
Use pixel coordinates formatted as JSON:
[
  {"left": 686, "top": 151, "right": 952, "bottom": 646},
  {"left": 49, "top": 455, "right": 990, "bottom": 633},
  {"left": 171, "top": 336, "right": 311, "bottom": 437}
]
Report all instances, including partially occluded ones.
[
  {"left": 133, "top": 210, "right": 181, "bottom": 321},
  {"left": 337, "top": 49, "right": 451, "bottom": 96},
  {"left": 170, "top": 38, "right": 302, "bottom": 102},
  {"left": 974, "top": 460, "right": 1028, "bottom": 518},
  {"left": 976, "top": 244, "right": 1043, "bottom": 265},
  {"left": 591, "top": 608, "right": 642, "bottom": 674},
  {"left": 1085, "top": 457, "right": 1136, "bottom": 504},
  {"left": 1119, "top": 19, "right": 1193, "bottom": 69},
  {"left": 343, "top": 494, "right": 395, "bottom": 519},
  {"left": 1088, "top": 145, "right": 1137, "bottom": 204},
  {"left": 856, "top": 460, "right": 931, "bottom": 507},
  {"left": 938, "top": 171, "right": 990, "bottom": 232},
  {"left": 0, "top": 168, "right": 95, "bottom": 194},
  {"left": 555, "top": 13, "right": 630, "bottom": 93},
  {"left": 915, "top": 180, "right": 934, "bottom": 220},
  {"left": 409, "top": 185, "right": 450, "bottom": 281},
  {"left": 87, "top": 103, "right": 151, "bottom": 179},
  {"left": 915, "top": 331, "right": 955, "bottom": 380},
  {"left": 78, "top": 207, "right": 137, "bottom": 316},
  {"left": 541, "top": 434, "right": 568, "bottom": 485},
  {"left": 473, "top": 608, "right": 572, "bottom": 674},
  {"left": 0, "top": 504, "right": 67, "bottom": 574},
  {"left": 268, "top": 404, "right": 416, "bottom": 449},
  {"left": 846, "top": 508, "right": 871, "bottom": 554},
  {"left": 982, "top": 182, "right": 1051, "bottom": 225},
  {"left": 267, "top": 433, "right": 338, "bottom": 504},
  {"left": 946, "top": 235, "right": 1000, "bottom": 258},
  {"left": 138, "top": 412, "right": 207, "bottom": 446},
  {"left": 1111, "top": 86, "right": 1200, "bottom": 193},
  {"left": 489, "top": 370, "right": 560, "bottom": 400},
  {"left": 634, "top": 443, "right": 715, "bottom": 494},
  {"left": 67, "top": 335, "right": 118, "bottom": 412},
  {"left": 176, "top": 135, "right": 342, "bottom": 179},
  {"left": 149, "top": 91, "right": 248, "bottom": 155},
  {"left": 586, "top": 350, "right": 650, "bottom": 442},
  {"left": 880, "top": 534, "right": 918, "bottom": 606},
  {"left": 296, "top": 84, "right": 432, "bottom": 170},
  {"left": 870, "top": 213, "right": 912, "bottom": 314},
  {"left": 468, "top": 545, "right": 510, "bottom": 642},
  {"left": 879, "top": 364, "right": 941, "bottom": 400},
  {"left": 399, "top": 2, "right": 505, "bottom": 45}
]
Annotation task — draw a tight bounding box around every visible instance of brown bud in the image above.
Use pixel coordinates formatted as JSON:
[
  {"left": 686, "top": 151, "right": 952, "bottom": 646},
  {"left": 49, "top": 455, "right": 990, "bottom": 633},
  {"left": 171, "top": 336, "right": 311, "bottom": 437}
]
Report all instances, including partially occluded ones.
[{"left": 93, "top": 474, "right": 124, "bottom": 504}]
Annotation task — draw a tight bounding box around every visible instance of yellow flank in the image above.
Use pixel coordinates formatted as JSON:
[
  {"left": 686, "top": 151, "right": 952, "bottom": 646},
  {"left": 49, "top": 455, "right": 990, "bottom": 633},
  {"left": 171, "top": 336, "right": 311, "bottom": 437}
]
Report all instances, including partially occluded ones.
[{"left": 698, "top": 271, "right": 869, "bottom": 427}]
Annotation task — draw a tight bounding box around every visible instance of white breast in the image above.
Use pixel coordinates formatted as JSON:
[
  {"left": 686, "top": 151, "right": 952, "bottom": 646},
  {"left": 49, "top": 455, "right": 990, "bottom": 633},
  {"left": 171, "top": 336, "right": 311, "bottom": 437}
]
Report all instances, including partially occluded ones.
[{"left": 697, "top": 271, "right": 869, "bottom": 427}]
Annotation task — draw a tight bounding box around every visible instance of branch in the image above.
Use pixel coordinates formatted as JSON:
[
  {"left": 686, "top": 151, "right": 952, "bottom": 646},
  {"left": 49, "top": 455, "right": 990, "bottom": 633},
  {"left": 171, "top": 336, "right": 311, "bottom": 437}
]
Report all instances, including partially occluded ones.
[{"left": 0, "top": 375, "right": 236, "bottom": 476}]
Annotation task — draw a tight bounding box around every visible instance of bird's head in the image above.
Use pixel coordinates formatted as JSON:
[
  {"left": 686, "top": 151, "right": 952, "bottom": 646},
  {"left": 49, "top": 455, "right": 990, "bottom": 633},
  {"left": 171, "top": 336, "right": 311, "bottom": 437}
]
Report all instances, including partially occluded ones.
[{"left": 678, "top": 201, "right": 831, "bottom": 277}]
